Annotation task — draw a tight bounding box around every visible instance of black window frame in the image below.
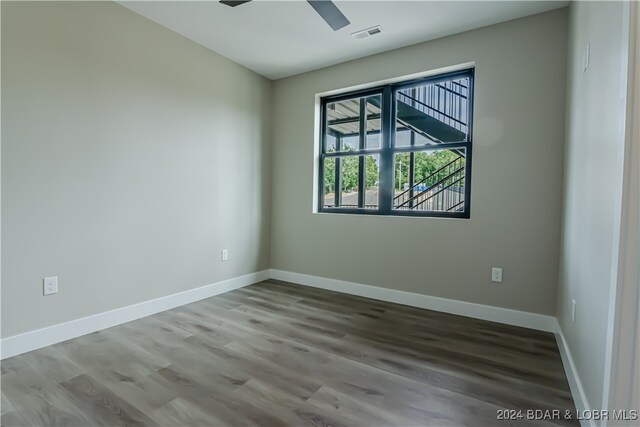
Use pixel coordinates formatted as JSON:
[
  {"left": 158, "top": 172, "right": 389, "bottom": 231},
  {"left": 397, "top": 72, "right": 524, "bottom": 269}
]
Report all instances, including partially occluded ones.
[{"left": 318, "top": 68, "right": 474, "bottom": 218}]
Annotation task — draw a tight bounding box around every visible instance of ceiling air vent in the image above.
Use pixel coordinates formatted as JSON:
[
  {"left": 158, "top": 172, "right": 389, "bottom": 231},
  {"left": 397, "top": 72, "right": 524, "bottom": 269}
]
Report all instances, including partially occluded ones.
[{"left": 351, "top": 25, "right": 382, "bottom": 40}]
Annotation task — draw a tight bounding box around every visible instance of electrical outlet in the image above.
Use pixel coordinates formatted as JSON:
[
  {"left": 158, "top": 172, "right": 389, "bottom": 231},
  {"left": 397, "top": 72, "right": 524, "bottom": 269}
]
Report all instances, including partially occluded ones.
[
  {"left": 43, "top": 276, "right": 58, "bottom": 296},
  {"left": 571, "top": 299, "right": 577, "bottom": 323},
  {"left": 491, "top": 267, "right": 503, "bottom": 283},
  {"left": 221, "top": 249, "right": 229, "bottom": 262}
]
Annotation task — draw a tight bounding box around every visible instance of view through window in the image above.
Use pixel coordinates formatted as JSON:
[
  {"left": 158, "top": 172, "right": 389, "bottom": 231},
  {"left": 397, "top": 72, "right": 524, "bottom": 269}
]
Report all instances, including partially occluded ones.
[{"left": 319, "top": 69, "right": 474, "bottom": 218}]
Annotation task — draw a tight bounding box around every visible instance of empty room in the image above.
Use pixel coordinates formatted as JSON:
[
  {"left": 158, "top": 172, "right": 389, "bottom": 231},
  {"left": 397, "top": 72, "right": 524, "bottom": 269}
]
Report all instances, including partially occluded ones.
[{"left": 1, "top": 0, "right": 638, "bottom": 426}]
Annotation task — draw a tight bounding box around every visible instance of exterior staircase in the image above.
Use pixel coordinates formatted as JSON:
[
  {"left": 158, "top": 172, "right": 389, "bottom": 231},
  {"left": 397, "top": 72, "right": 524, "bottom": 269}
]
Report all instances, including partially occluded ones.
[
  {"left": 391, "top": 79, "right": 470, "bottom": 211},
  {"left": 394, "top": 155, "right": 465, "bottom": 212}
]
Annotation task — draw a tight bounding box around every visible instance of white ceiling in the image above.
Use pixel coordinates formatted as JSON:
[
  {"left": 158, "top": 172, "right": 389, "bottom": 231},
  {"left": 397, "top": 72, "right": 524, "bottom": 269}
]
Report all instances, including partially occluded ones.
[{"left": 118, "top": 0, "right": 568, "bottom": 80}]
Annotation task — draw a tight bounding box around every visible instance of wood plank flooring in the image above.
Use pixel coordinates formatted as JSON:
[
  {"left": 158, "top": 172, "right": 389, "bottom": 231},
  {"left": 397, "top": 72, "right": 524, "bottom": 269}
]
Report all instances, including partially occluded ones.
[{"left": 1, "top": 280, "right": 577, "bottom": 426}]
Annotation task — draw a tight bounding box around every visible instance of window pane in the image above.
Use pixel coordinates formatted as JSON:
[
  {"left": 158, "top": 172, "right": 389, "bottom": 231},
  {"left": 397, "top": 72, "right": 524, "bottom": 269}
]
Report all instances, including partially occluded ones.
[
  {"left": 325, "top": 94, "right": 383, "bottom": 153},
  {"left": 393, "top": 149, "right": 466, "bottom": 212},
  {"left": 323, "top": 158, "right": 336, "bottom": 207},
  {"left": 395, "top": 129, "right": 412, "bottom": 147},
  {"left": 342, "top": 135, "right": 359, "bottom": 151},
  {"left": 394, "top": 76, "right": 470, "bottom": 147},
  {"left": 325, "top": 134, "right": 336, "bottom": 152},
  {"left": 365, "top": 95, "right": 382, "bottom": 149},
  {"left": 364, "top": 154, "right": 380, "bottom": 209},
  {"left": 366, "top": 133, "right": 381, "bottom": 149},
  {"left": 340, "top": 156, "right": 360, "bottom": 208},
  {"left": 326, "top": 98, "right": 360, "bottom": 152},
  {"left": 323, "top": 155, "right": 380, "bottom": 209}
]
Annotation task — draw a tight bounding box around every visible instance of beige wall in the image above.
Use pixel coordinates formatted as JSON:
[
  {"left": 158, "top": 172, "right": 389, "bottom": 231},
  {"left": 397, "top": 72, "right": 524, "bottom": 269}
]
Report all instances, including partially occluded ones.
[
  {"left": 270, "top": 9, "right": 568, "bottom": 315},
  {"left": 1, "top": 1, "right": 272, "bottom": 337},
  {"left": 557, "top": 1, "right": 629, "bottom": 412}
]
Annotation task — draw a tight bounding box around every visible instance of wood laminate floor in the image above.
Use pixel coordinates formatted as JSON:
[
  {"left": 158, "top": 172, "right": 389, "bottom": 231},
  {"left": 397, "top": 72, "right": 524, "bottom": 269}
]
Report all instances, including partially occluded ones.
[{"left": 1, "top": 280, "right": 577, "bottom": 427}]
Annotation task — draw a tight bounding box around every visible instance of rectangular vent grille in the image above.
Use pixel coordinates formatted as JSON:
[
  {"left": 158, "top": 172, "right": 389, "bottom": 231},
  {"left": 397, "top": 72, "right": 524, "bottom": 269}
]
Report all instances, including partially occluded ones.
[{"left": 351, "top": 25, "right": 382, "bottom": 40}]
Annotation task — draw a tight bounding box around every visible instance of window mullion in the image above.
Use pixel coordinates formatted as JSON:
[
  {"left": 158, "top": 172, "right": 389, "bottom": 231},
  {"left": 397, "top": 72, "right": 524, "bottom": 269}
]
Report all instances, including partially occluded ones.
[
  {"left": 319, "top": 101, "right": 326, "bottom": 210},
  {"left": 379, "top": 86, "right": 394, "bottom": 214},
  {"left": 358, "top": 98, "right": 366, "bottom": 208},
  {"left": 409, "top": 88, "right": 416, "bottom": 209},
  {"left": 336, "top": 135, "right": 342, "bottom": 207},
  {"left": 409, "top": 133, "right": 415, "bottom": 209}
]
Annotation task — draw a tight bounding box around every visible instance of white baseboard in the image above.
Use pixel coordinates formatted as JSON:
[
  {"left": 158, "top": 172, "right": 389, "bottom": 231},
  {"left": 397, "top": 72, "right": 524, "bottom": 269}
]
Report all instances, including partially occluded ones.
[
  {"left": 269, "top": 269, "right": 558, "bottom": 333},
  {"left": 555, "top": 322, "right": 594, "bottom": 427},
  {"left": 0, "top": 270, "right": 270, "bottom": 360}
]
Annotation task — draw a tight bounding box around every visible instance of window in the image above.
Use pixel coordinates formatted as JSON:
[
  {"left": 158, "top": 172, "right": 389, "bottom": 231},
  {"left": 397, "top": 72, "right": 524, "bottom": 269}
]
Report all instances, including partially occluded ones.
[{"left": 319, "top": 69, "right": 474, "bottom": 218}]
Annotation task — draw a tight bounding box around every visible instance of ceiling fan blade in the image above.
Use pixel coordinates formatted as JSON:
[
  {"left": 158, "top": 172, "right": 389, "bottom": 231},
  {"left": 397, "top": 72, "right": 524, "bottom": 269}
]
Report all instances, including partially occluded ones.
[
  {"left": 307, "top": 0, "right": 350, "bottom": 31},
  {"left": 220, "top": 0, "right": 252, "bottom": 7}
]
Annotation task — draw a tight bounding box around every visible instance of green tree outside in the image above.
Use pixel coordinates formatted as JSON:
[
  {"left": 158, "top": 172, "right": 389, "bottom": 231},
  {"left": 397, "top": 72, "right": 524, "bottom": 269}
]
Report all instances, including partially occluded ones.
[
  {"left": 395, "top": 149, "right": 463, "bottom": 190},
  {"left": 324, "top": 145, "right": 462, "bottom": 194}
]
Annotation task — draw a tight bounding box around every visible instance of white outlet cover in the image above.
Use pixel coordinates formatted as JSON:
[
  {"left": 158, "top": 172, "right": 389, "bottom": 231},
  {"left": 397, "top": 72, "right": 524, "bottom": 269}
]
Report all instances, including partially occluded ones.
[
  {"left": 43, "top": 276, "right": 58, "bottom": 296},
  {"left": 491, "top": 267, "right": 503, "bottom": 283},
  {"left": 221, "top": 249, "right": 229, "bottom": 261}
]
